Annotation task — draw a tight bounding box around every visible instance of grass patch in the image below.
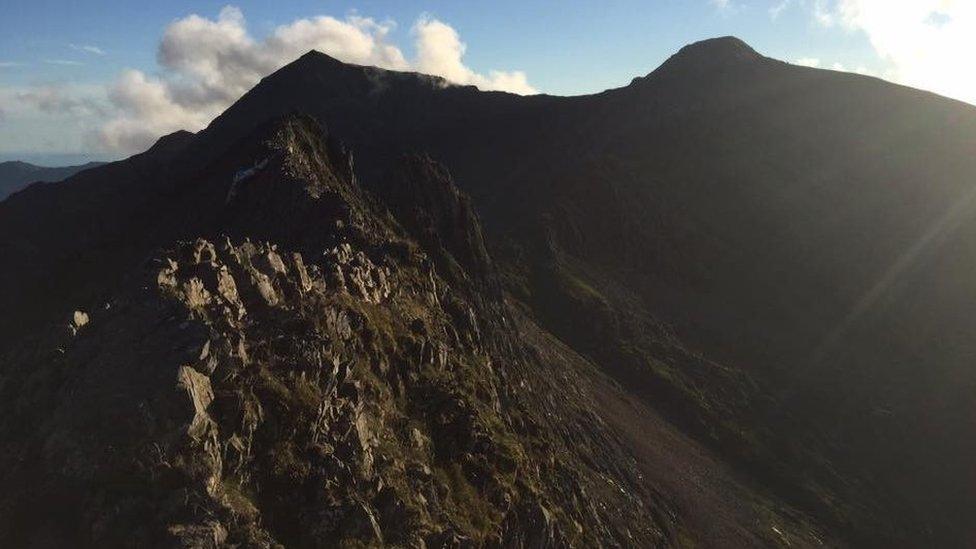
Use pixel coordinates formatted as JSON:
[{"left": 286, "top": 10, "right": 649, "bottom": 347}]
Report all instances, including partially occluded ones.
[{"left": 432, "top": 462, "right": 499, "bottom": 537}]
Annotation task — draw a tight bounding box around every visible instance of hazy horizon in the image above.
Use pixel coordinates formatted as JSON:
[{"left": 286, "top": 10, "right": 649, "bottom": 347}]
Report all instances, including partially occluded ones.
[{"left": 0, "top": 152, "right": 112, "bottom": 167}]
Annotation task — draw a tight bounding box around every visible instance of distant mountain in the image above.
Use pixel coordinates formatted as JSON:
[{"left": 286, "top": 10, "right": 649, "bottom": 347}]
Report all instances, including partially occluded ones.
[
  {"left": 0, "top": 160, "right": 106, "bottom": 200},
  {"left": 2, "top": 36, "right": 976, "bottom": 546}
]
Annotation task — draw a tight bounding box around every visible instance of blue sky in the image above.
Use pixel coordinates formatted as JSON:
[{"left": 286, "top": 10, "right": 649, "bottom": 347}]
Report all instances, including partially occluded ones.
[{"left": 0, "top": 1, "right": 971, "bottom": 164}]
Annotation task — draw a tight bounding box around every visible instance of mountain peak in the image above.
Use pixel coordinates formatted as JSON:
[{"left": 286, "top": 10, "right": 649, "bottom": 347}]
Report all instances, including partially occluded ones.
[
  {"left": 678, "top": 36, "right": 759, "bottom": 58},
  {"left": 294, "top": 49, "right": 345, "bottom": 66},
  {"left": 649, "top": 36, "right": 763, "bottom": 77}
]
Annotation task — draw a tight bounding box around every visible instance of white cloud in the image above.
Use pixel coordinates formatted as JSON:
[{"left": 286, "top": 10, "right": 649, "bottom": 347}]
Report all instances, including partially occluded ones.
[
  {"left": 816, "top": 0, "right": 976, "bottom": 104},
  {"left": 711, "top": 0, "right": 731, "bottom": 9},
  {"left": 813, "top": 0, "right": 835, "bottom": 26},
  {"left": 70, "top": 44, "right": 106, "bottom": 56},
  {"left": 770, "top": 0, "right": 792, "bottom": 20},
  {"left": 266, "top": 14, "right": 410, "bottom": 71},
  {"left": 43, "top": 59, "right": 84, "bottom": 66},
  {"left": 829, "top": 61, "right": 875, "bottom": 76},
  {"left": 0, "top": 83, "right": 110, "bottom": 154},
  {"left": 91, "top": 70, "right": 208, "bottom": 152},
  {"left": 0, "top": 61, "right": 24, "bottom": 68},
  {"left": 412, "top": 17, "right": 535, "bottom": 94},
  {"left": 92, "top": 5, "right": 537, "bottom": 154},
  {"left": 16, "top": 84, "right": 105, "bottom": 117},
  {"left": 794, "top": 56, "right": 876, "bottom": 76}
]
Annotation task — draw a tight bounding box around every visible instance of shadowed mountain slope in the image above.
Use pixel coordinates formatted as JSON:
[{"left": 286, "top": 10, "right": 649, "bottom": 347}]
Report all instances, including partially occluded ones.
[
  {"left": 2, "top": 36, "right": 976, "bottom": 546},
  {"left": 0, "top": 114, "right": 835, "bottom": 547}
]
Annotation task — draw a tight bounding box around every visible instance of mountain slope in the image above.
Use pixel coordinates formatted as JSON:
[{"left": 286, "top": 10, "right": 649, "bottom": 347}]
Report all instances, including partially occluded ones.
[
  {"left": 0, "top": 115, "right": 833, "bottom": 547},
  {"left": 184, "top": 37, "right": 976, "bottom": 545},
  {"left": 0, "top": 160, "right": 106, "bottom": 200},
  {"left": 0, "top": 115, "right": 667, "bottom": 545},
  {"left": 2, "top": 36, "right": 976, "bottom": 546}
]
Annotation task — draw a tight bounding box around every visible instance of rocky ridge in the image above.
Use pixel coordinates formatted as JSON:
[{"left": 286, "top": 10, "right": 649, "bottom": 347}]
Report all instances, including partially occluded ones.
[{"left": 0, "top": 115, "right": 679, "bottom": 546}]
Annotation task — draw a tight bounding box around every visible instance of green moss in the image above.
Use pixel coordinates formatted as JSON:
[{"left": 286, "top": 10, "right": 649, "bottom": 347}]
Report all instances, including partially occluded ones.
[
  {"left": 268, "top": 440, "right": 310, "bottom": 480},
  {"left": 291, "top": 374, "right": 324, "bottom": 410},
  {"left": 674, "top": 524, "right": 698, "bottom": 548},
  {"left": 556, "top": 268, "right": 608, "bottom": 308},
  {"left": 432, "top": 462, "right": 500, "bottom": 537},
  {"left": 257, "top": 364, "right": 293, "bottom": 403},
  {"left": 218, "top": 481, "right": 260, "bottom": 520}
]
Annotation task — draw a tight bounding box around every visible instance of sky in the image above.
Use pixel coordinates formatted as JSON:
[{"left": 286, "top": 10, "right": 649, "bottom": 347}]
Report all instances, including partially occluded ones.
[{"left": 0, "top": 0, "right": 973, "bottom": 164}]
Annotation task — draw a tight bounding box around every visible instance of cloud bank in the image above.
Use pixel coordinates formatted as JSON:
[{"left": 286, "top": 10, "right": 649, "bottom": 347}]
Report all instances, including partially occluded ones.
[
  {"left": 17, "top": 84, "right": 105, "bottom": 117},
  {"left": 94, "top": 6, "right": 536, "bottom": 153},
  {"left": 818, "top": 0, "right": 976, "bottom": 104}
]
